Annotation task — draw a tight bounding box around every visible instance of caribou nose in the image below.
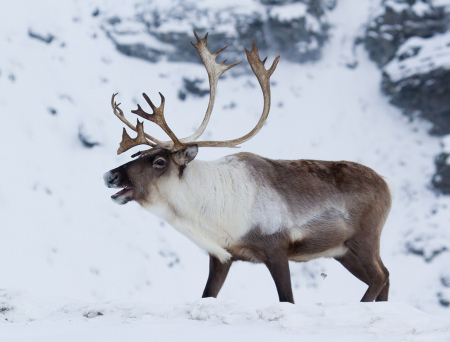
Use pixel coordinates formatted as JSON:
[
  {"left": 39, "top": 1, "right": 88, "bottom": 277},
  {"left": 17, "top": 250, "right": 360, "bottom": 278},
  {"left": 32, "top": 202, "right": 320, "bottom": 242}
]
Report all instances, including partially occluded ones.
[{"left": 103, "top": 171, "right": 121, "bottom": 188}]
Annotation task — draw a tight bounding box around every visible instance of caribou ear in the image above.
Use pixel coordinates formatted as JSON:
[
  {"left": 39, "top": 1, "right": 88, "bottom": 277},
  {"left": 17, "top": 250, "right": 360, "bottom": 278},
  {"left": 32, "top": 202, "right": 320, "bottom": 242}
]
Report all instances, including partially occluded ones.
[{"left": 172, "top": 144, "right": 198, "bottom": 166}]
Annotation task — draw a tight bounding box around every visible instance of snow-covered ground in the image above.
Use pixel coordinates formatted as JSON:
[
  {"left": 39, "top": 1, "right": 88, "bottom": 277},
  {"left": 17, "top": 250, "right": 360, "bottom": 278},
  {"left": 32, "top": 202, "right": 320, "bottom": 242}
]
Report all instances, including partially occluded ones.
[
  {"left": 1, "top": 0, "right": 450, "bottom": 340},
  {"left": 3, "top": 299, "right": 450, "bottom": 342}
]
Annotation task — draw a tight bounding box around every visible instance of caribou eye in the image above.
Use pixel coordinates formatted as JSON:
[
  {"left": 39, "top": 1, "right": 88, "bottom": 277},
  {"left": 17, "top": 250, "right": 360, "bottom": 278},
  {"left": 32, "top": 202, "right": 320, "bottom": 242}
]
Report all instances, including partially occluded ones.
[{"left": 153, "top": 158, "right": 167, "bottom": 168}]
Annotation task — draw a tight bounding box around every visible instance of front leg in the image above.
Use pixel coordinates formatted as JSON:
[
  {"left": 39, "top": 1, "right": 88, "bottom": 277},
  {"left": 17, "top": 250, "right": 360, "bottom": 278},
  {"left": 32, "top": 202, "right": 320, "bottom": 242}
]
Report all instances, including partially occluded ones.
[
  {"left": 265, "top": 253, "right": 294, "bottom": 304},
  {"left": 202, "top": 254, "right": 232, "bottom": 298}
]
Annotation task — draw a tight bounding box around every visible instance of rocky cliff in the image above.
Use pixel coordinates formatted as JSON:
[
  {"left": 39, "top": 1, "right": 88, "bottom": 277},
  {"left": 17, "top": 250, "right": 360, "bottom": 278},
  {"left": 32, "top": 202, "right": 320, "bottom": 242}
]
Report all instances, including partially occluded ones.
[
  {"left": 363, "top": 0, "right": 450, "bottom": 195},
  {"left": 102, "top": 0, "right": 334, "bottom": 65}
]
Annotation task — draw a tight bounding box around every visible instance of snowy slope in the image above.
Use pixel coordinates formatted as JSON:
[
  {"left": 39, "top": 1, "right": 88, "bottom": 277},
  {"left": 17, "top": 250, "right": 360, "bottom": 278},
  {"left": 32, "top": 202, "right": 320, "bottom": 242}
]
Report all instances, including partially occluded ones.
[{"left": 1, "top": 0, "right": 450, "bottom": 340}]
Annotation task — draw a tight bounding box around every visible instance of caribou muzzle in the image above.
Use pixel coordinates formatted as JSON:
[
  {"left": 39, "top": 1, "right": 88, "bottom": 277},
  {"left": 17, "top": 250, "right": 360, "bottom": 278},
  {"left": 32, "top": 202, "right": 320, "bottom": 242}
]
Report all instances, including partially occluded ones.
[{"left": 103, "top": 168, "right": 134, "bottom": 205}]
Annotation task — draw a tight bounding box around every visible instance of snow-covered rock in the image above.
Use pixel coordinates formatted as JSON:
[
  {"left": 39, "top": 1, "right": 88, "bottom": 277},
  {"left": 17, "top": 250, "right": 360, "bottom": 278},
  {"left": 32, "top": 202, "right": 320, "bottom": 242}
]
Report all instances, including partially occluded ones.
[
  {"left": 383, "top": 32, "right": 450, "bottom": 82},
  {"left": 380, "top": 31, "right": 450, "bottom": 193},
  {"left": 363, "top": 1, "right": 450, "bottom": 195},
  {"left": 101, "top": 0, "right": 331, "bottom": 65},
  {"left": 364, "top": 0, "right": 449, "bottom": 68},
  {"left": 382, "top": 32, "right": 450, "bottom": 136}
]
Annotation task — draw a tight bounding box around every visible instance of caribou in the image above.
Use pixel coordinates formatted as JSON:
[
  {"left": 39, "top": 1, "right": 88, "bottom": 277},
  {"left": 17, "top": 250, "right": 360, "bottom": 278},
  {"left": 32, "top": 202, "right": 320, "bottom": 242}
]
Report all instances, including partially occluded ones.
[{"left": 103, "top": 31, "right": 392, "bottom": 304}]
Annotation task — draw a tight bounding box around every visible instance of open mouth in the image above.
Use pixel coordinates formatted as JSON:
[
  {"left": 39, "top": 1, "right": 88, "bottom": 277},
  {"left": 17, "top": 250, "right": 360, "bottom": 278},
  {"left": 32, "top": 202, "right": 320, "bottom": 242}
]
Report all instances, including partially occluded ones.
[
  {"left": 111, "top": 187, "right": 134, "bottom": 204},
  {"left": 111, "top": 187, "right": 133, "bottom": 199}
]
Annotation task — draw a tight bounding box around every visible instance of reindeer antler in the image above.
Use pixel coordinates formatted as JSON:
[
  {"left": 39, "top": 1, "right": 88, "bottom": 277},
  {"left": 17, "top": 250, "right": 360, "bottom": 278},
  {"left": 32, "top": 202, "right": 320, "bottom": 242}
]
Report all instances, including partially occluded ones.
[
  {"left": 192, "top": 39, "right": 279, "bottom": 148},
  {"left": 111, "top": 93, "right": 160, "bottom": 154},
  {"left": 179, "top": 31, "right": 240, "bottom": 143},
  {"left": 110, "top": 32, "right": 279, "bottom": 155},
  {"left": 117, "top": 120, "right": 153, "bottom": 154},
  {"left": 131, "top": 92, "right": 185, "bottom": 151}
]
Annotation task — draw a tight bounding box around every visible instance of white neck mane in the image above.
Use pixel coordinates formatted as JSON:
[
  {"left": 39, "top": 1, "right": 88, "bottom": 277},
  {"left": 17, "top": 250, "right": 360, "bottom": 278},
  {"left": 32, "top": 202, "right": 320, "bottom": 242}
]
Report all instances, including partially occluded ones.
[{"left": 143, "top": 156, "right": 256, "bottom": 262}]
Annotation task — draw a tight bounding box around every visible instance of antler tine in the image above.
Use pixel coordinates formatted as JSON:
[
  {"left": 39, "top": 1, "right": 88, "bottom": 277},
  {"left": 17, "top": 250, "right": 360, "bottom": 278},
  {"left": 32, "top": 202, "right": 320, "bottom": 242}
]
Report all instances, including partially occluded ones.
[
  {"left": 131, "top": 92, "right": 185, "bottom": 150},
  {"left": 245, "top": 39, "right": 280, "bottom": 85},
  {"left": 194, "top": 39, "right": 279, "bottom": 148},
  {"left": 117, "top": 119, "right": 154, "bottom": 154},
  {"left": 111, "top": 93, "right": 160, "bottom": 145},
  {"left": 180, "top": 30, "right": 241, "bottom": 143},
  {"left": 111, "top": 93, "right": 159, "bottom": 149}
]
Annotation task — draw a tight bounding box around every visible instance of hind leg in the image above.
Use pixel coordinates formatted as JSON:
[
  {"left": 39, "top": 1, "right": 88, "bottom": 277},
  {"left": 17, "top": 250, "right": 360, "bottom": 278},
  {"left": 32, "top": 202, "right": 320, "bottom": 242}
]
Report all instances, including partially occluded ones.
[
  {"left": 335, "top": 248, "right": 389, "bottom": 302},
  {"left": 359, "top": 257, "right": 389, "bottom": 302},
  {"left": 335, "top": 249, "right": 370, "bottom": 286},
  {"left": 375, "top": 259, "right": 389, "bottom": 301},
  {"left": 376, "top": 279, "right": 389, "bottom": 301}
]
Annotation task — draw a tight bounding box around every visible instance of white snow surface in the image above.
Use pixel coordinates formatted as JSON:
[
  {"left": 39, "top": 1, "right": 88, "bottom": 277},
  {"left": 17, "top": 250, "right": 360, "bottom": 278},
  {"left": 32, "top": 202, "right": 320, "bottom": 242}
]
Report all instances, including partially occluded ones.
[
  {"left": 1, "top": 0, "right": 450, "bottom": 340},
  {"left": 3, "top": 297, "right": 450, "bottom": 341}
]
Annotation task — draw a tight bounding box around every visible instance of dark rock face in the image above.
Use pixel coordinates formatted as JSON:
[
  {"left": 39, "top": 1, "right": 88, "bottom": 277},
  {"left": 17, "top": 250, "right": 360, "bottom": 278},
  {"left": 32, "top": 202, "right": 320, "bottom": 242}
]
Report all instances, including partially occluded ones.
[
  {"left": 384, "top": 54, "right": 450, "bottom": 192},
  {"left": 268, "top": 11, "right": 328, "bottom": 63},
  {"left": 364, "top": 0, "right": 449, "bottom": 68},
  {"left": 113, "top": 40, "right": 163, "bottom": 63},
  {"left": 380, "top": 28, "right": 450, "bottom": 136},
  {"left": 363, "top": 1, "right": 450, "bottom": 193},
  {"left": 178, "top": 78, "right": 210, "bottom": 101},
  {"left": 432, "top": 153, "right": 450, "bottom": 194},
  {"left": 102, "top": 0, "right": 332, "bottom": 65},
  {"left": 382, "top": 67, "right": 450, "bottom": 136},
  {"left": 406, "top": 239, "right": 448, "bottom": 261}
]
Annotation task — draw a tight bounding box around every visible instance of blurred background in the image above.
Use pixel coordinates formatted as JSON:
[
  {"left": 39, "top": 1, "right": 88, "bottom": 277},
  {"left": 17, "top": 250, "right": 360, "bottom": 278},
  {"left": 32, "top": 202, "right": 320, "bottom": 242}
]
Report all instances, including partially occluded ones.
[{"left": 1, "top": 0, "right": 450, "bottom": 322}]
